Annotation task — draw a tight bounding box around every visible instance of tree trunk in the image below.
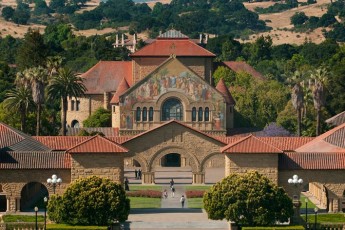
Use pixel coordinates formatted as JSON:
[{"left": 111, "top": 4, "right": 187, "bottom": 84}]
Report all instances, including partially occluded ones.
[
  {"left": 20, "top": 108, "right": 26, "bottom": 132},
  {"left": 62, "top": 97, "right": 68, "bottom": 136},
  {"left": 36, "top": 103, "right": 41, "bottom": 136},
  {"left": 297, "top": 108, "right": 301, "bottom": 137},
  {"left": 316, "top": 108, "right": 321, "bottom": 136}
]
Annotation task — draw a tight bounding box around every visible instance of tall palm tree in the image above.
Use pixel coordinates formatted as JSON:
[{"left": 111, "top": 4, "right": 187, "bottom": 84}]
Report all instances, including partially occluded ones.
[
  {"left": 3, "top": 86, "right": 34, "bottom": 132},
  {"left": 311, "top": 67, "right": 328, "bottom": 136},
  {"left": 47, "top": 67, "right": 86, "bottom": 136},
  {"left": 46, "top": 56, "right": 63, "bottom": 77},
  {"left": 289, "top": 71, "right": 304, "bottom": 136},
  {"left": 24, "top": 66, "right": 48, "bottom": 136}
]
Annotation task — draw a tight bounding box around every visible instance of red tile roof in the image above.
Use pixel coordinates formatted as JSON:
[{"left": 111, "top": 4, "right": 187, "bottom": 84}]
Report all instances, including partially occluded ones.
[
  {"left": 110, "top": 77, "right": 130, "bottom": 104},
  {"left": 296, "top": 123, "right": 345, "bottom": 152},
  {"left": 34, "top": 136, "right": 90, "bottom": 150},
  {"left": 221, "top": 135, "right": 283, "bottom": 153},
  {"left": 326, "top": 111, "right": 345, "bottom": 127},
  {"left": 223, "top": 61, "right": 264, "bottom": 80},
  {"left": 0, "top": 123, "right": 24, "bottom": 149},
  {"left": 280, "top": 152, "right": 345, "bottom": 170},
  {"left": 130, "top": 39, "right": 216, "bottom": 57},
  {"left": 67, "top": 135, "right": 128, "bottom": 153},
  {"left": 0, "top": 151, "right": 70, "bottom": 169},
  {"left": 81, "top": 61, "right": 132, "bottom": 94},
  {"left": 216, "top": 78, "right": 236, "bottom": 105}
]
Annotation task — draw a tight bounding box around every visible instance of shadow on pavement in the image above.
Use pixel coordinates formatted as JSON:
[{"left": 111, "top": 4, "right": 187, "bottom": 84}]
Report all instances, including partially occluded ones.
[{"left": 130, "top": 208, "right": 203, "bottom": 214}]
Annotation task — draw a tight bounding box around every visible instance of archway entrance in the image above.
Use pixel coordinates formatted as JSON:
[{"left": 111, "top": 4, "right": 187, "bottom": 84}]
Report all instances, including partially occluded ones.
[
  {"left": 20, "top": 182, "right": 48, "bottom": 211},
  {"left": 161, "top": 153, "right": 181, "bottom": 167},
  {"left": 203, "top": 154, "right": 225, "bottom": 184}
]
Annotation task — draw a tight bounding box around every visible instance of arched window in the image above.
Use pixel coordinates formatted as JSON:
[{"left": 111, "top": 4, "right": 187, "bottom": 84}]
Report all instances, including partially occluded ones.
[
  {"left": 71, "top": 100, "right": 75, "bottom": 111},
  {"left": 136, "top": 107, "right": 141, "bottom": 121},
  {"left": 142, "top": 107, "right": 147, "bottom": 121},
  {"left": 76, "top": 101, "right": 80, "bottom": 111},
  {"left": 192, "top": 107, "right": 196, "bottom": 121},
  {"left": 149, "top": 107, "right": 154, "bottom": 121},
  {"left": 205, "top": 107, "right": 209, "bottom": 121},
  {"left": 198, "top": 107, "right": 203, "bottom": 121},
  {"left": 71, "top": 120, "right": 80, "bottom": 128},
  {"left": 162, "top": 98, "right": 183, "bottom": 121}
]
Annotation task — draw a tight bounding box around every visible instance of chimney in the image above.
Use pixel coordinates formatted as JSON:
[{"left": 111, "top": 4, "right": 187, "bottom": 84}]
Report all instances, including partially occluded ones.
[
  {"left": 121, "top": 34, "right": 125, "bottom": 47},
  {"left": 132, "top": 34, "right": 137, "bottom": 53},
  {"left": 199, "top": 34, "right": 202, "bottom": 44},
  {"left": 205, "top": 34, "right": 208, "bottom": 44},
  {"left": 115, "top": 34, "right": 119, "bottom": 48}
]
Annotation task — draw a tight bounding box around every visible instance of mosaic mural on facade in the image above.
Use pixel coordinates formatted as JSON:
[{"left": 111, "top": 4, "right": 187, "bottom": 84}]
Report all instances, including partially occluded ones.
[{"left": 119, "top": 58, "right": 226, "bottom": 130}]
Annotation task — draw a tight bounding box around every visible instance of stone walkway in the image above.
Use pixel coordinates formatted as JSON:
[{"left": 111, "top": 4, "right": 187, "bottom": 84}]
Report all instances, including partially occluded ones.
[{"left": 161, "top": 186, "right": 186, "bottom": 208}]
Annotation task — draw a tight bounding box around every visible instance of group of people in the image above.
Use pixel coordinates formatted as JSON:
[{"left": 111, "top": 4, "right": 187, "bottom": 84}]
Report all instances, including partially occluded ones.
[
  {"left": 162, "top": 179, "right": 185, "bottom": 208},
  {"left": 134, "top": 169, "right": 142, "bottom": 179}
]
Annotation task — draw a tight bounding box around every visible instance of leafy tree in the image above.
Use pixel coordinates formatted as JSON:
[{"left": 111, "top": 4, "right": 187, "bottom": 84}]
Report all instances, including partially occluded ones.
[
  {"left": 248, "top": 35, "right": 272, "bottom": 64},
  {"left": 47, "top": 176, "right": 130, "bottom": 225},
  {"left": 33, "top": 0, "right": 52, "bottom": 15},
  {"left": 277, "top": 101, "right": 298, "bottom": 134},
  {"left": 47, "top": 67, "right": 86, "bottom": 136},
  {"left": 12, "top": 2, "right": 30, "bottom": 25},
  {"left": 291, "top": 12, "right": 309, "bottom": 26},
  {"left": 2, "top": 6, "right": 15, "bottom": 21},
  {"left": 213, "top": 66, "right": 236, "bottom": 86},
  {"left": 289, "top": 71, "right": 305, "bottom": 136},
  {"left": 203, "top": 171, "right": 293, "bottom": 226},
  {"left": 83, "top": 107, "right": 111, "bottom": 127},
  {"left": 16, "top": 28, "right": 48, "bottom": 70},
  {"left": 317, "top": 13, "right": 337, "bottom": 27}
]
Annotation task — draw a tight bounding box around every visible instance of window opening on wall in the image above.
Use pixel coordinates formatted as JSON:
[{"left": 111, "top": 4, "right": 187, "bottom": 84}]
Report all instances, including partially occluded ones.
[
  {"left": 71, "top": 120, "right": 80, "bottom": 128},
  {"left": 192, "top": 107, "right": 196, "bottom": 121},
  {"left": 149, "top": 107, "right": 154, "bottom": 121},
  {"left": 136, "top": 107, "right": 141, "bottom": 121},
  {"left": 205, "top": 107, "right": 210, "bottom": 121},
  {"left": 162, "top": 98, "right": 183, "bottom": 121},
  {"left": 71, "top": 100, "right": 75, "bottom": 111},
  {"left": 112, "top": 106, "right": 116, "bottom": 113},
  {"left": 198, "top": 107, "right": 203, "bottom": 121},
  {"left": 76, "top": 101, "right": 80, "bottom": 111},
  {"left": 142, "top": 107, "right": 147, "bottom": 121}
]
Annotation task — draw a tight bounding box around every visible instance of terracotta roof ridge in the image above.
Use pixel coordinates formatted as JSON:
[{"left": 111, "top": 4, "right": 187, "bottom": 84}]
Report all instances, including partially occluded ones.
[
  {"left": 215, "top": 78, "right": 236, "bottom": 105},
  {"left": 110, "top": 77, "right": 130, "bottom": 104},
  {"left": 186, "top": 40, "right": 216, "bottom": 56},
  {"left": 123, "top": 120, "right": 227, "bottom": 145}
]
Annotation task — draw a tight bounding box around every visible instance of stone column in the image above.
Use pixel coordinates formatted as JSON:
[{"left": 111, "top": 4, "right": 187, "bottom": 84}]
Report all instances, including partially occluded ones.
[
  {"left": 329, "top": 198, "right": 334, "bottom": 212},
  {"left": 181, "top": 157, "right": 186, "bottom": 167},
  {"left": 192, "top": 172, "right": 205, "bottom": 184},
  {"left": 15, "top": 198, "right": 20, "bottom": 212},
  {"left": 6, "top": 197, "right": 10, "bottom": 212},
  {"left": 142, "top": 172, "right": 155, "bottom": 184}
]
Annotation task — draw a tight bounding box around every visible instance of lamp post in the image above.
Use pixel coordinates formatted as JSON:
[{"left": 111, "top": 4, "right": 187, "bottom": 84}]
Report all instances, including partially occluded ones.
[
  {"left": 44, "top": 196, "right": 48, "bottom": 230},
  {"left": 47, "top": 174, "right": 62, "bottom": 194},
  {"left": 288, "top": 174, "right": 303, "bottom": 224},
  {"left": 34, "top": 206, "right": 38, "bottom": 230},
  {"left": 314, "top": 207, "right": 318, "bottom": 230},
  {"left": 305, "top": 198, "right": 309, "bottom": 229}
]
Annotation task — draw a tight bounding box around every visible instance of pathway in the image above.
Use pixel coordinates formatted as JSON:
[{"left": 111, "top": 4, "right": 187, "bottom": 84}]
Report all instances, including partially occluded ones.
[{"left": 161, "top": 185, "right": 186, "bottom": 208}]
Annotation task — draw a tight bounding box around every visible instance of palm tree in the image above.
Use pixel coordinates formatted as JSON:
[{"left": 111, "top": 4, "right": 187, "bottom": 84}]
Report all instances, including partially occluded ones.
[
  {"left": 289, "top": 71, "right": 304, "bottom": 136},
  {"left": 311, "top": 67, "right": 328, "bottom": 136},
  {"left": 47, "top": 67, "right": 86, "bottom": 136},
  {"left": 24, "top": 66, "right": 49, "bottom": 136},
  {"left": 3, "top": 86, "right": 34, "bottom": 132},
  {"left": 46, "top": 56, "right": 63, "bottom": 77}
]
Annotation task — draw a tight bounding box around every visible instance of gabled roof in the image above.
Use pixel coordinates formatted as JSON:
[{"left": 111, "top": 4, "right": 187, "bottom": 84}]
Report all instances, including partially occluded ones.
[
  {"left": 223, "top": 61, "right": 264, "bottom": 81},
  {"left": 67, "top": 135, "right": 128, "bottom": 153},
  {"left": 123, "top": 120, "right": 227, "bottom": 145},
  {"left": 216, "top": 78, "right": 236, "bottom": 105},
  {"left": 158, "top": 29, "right": 188, "bottom": 39},
  {"left": 110, "top": 77, "right": 130, "bottom": 104},
  {"left": 221, "top": 135, "right": 283, "bottom": 153},
  {"left": 326, "top": 111, "right": 345, "bottom": 127},
  {"left": 0, "top": 151, "right": 70, "bottom": 169},
  {"left": 130, "top": 39, "right": 215, "bottom": 57},
  {"left": 65, "top": 127, "right": 119, "bottom": 136},
  {"left": 296, "top": 123, "right": 345, "bottom": 152},
  {"left": 279, "top": 152, "right": 345, "bottom": 170},
  {"left": 0, "top": 122, "right": 51, "bottom": 151},
  {"left": 80, "top": 61, "right": 132, "bottom": 94}
]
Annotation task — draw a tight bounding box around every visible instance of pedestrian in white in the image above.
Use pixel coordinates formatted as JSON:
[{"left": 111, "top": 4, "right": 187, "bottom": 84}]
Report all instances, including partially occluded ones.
[
  {"left": 180, "top": 195, "right": 185, "bottom": 208},
  {"left": 171, "top": 186, "right": 175, "bottom": 197}
]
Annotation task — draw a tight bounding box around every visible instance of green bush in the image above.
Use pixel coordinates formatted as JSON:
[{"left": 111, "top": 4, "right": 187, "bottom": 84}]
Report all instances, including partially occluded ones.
[{"left": 5, "top": 223, "right": 44, "bottom": 230}]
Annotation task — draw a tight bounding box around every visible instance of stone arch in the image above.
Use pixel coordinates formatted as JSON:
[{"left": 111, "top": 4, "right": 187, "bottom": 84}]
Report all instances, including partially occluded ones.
[
  {"left": 20, "top": 182, "right": 49, "bottom": 211},
  {"left": 200, "top": 152, "right": 224, "bottom": 173},
  {"left": 71, "top": 120, "right": 80, "bottom": 128},
  {"left": 148, "top": 146, "right": 200, "bottom": 172},
  {"left": 132, "top": 155, "right": 149, "bottom": 172},
  {"left": 156, "top": 91, "right": 191, "bottom": 110}
]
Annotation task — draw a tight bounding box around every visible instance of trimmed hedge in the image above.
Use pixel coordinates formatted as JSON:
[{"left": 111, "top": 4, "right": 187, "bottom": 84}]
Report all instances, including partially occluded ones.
[
  {"left": 185, "top": 190, "right": 205, "bottom": 198},
  {"left": 242, "top": 226, "right": 304, "bottom": 230},
  {"left": 126, "top": 190, "right": 161, "bottom": 198},
  {"left": 5, "top": 222, "right": 44, "bottom": 230}
]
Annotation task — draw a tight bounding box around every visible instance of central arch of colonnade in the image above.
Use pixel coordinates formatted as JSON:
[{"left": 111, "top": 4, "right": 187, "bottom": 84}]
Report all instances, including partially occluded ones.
[{"left": 131, "top": 146, "right": 223, "bottom": 184}]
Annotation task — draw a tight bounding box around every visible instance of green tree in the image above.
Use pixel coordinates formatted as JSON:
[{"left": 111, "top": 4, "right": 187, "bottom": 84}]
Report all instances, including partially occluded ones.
[
  {"left": 3, "top": 85, "right": 34, "bottom": 132},
  {"left": 83, "top": 107, "right": 111, "bottom": 127},
  {"left": 203, "top": 171, "right": 293, "bottom": 226},
  {"left": 213, "top": 66, "right": 236, "bottom": 86},
  {"left": 47, "top": 67, "right": 86, "bottom": 136},
  {"left": 47, "top": 176, "right": 130, "bottom": 225},
  {"left": 16, "top": 28, "right": 48, "bottom": 70},
  {"left": 2, "top": 6, "right": 15, "bottom": 21},
  {"left": 289, "top": 71, "right": 305, "bottom": 136},
  {"left": 291, "top": 12, "right": 309, "bottom": 26}
]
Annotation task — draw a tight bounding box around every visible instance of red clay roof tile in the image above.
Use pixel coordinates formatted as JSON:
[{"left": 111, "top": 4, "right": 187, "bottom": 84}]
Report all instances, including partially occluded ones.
[
  {"left": 223, "top": 61, "right": 264, "bottom": 80},
  {"left": 216, "top": 78, "right": 236, "bottom": 105},
  {"left": 81, "top": 61, "right": 132, "bottom": 94},
  {"left": 110, "top": 77, "right": 130, "bottom": 104},
  {"left": 67, "top": 135, "right": 128, "bottom": 153}
]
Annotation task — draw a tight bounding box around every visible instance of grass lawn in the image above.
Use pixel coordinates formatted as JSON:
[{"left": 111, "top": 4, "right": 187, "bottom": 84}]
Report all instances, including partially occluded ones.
[
  {"left": 188, "top": 198, "right": 203, "bottom": 209},
  {"left": 300, "top": 213, "right": 345, "bottom": 223},
  {"left": 299, "top": 194, "right": 316, "bottom": 209},
  {"left": 129, "top": 197, "right": 161, "bottom": 208},
  {"left": 2, "top": 215, "right": 45, "bottom": 222},
  {"left": 184, "top": 185, "right": 211, "bottom": 191},
  {"left": 47, "top": 224, "right": 107, "bottom": 229},
  {"left": 129, "top": 185, "right": 162, "bottom": 191}
]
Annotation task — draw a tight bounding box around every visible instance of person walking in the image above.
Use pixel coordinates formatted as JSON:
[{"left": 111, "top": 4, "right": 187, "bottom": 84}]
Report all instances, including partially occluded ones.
[
  {"left": 163, "top": 189, "right": 168, "bottom": 199},
  {"left": 170, "top": 178, "right": 174, "bottom": 188},
  {"left": 138, "top": 169, "right": 142, "bottom": 179},
  {"left": 180, "top": 195, "right": 185, "bottom": 208},
  {"left": 171, "top": 186, "right": 175, "bottom": 198},
  {"left": 134, "top": 169, "right": 138, "bottom": 179},
  {"left": 124, "top": 177, "right": 129, "bottom": 191}
]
